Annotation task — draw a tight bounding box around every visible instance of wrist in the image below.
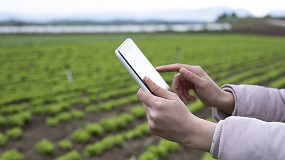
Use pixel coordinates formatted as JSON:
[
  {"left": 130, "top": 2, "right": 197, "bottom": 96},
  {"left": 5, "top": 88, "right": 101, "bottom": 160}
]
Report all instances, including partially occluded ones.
[
  {"left": 184, "top": 116, "right": 216, "bottom": 152},
  {"left": 217, "top": 90, "right": 235, "bottom": 114}
]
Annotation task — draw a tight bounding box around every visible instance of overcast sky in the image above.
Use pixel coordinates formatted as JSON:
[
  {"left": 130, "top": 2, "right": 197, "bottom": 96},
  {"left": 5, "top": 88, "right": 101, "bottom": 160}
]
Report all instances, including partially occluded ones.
[{"left": 0, "top": 0, "right": 284, "bottom": 17}]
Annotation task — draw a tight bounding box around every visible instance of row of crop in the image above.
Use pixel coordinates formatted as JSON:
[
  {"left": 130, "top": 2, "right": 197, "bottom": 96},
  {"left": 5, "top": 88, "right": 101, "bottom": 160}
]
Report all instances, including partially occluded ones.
[
  {"left": 34, "top": 123, "right": 148, "bottom": 158},
  {"left": 0, "top": 149, "right": 23, "bottom": 160},
  {"left": 0, "top": 113, "right": 31, "bottom": 148},
  {"left": 217, "top": 59, "right": 285, "bottom": 86},
  {"left": 35, "top": 138, "right": 73, "bottom": 156},
  {"left": 40, "top": 78, "right": 135, "bottom": 108},
  {"left": 83, "top": 123, "right": 148, "bottom": 157},
  {"left": 0, "top": 111, "right": 32, "bottom": 127},
  {"left": 0, "top": 71, "right": 135, "bottom": 116},
  {"left": 138, "top": 139, "right": 179, "bottom": 160},
  {"left": 0, "top": 85, "right": 139, "bottom": 131},
  {"left": 85, "top": 95, "right": 138, "bottom": 112},
  {"left": 211, "top": 53, "right": 285, "bottom": 83},
  {"left": 0, "top": 44, "right": 118, "bottom": 85},
  {"left": 245, "top": 67, "right": 285, "bottom": 86},
  {"left": 46, "top": 109, "right": 84, "bottom": 126},
  {"left": 268, "top": 75, "right": 285, "bottom": 88},
  {"left": 0, "top": 64, "right": 128, "bottom": 107},
  {"left": 0, "top": 103, "right": 30, "bottom": 115},
  {"left": 81, "top": 100, "right": 204, "bottom": 158},
  {"left": 32, "top": 84, "right": 136, "bottom": 116},
  {"left": 44, "top": 94, "right": 139, "bottom": 127},
  {"left": 0, "top": 127, "right": 23, "bottom": 147},
  {"left": 33, "top": 106, "right": 145, "bottom": 158},
  {"left": 68, "top": 106, "right": 145, "bottom": 144}
]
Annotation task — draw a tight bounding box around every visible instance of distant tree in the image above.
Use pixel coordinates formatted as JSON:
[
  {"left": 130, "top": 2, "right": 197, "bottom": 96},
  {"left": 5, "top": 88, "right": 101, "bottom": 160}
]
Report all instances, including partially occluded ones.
[
  {"left": 217, "top": 13, "right": 228, "bottom": 21},
  {"left": 217, "top": 12, "right": 239, "bottom": 22},
  {"left": 231, "top": 12, "right": 237, "bottom": 18},
  {"left": 265, "top": 14, "right": 272, "bottom": 18}
]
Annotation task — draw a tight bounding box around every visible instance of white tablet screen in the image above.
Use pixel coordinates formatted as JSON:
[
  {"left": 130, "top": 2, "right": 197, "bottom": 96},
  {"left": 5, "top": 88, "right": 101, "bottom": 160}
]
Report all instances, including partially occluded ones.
[{"left": 122, "top": 41, "right": 167, "bottom": 89}]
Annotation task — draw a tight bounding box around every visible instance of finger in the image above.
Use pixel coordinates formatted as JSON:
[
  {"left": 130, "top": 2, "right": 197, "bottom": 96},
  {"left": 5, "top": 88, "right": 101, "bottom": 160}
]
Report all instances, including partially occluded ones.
[
  {"left": 172, "top": 74, "right": 194, "bottom": 104},
  {"left": 144, "top": 77, "right": 175, "bottom": 99},
  {"left": 171, "top": 73, "right": 182, "bottom": 95},
  {"left": 156, "top": 64, "right": 190, "bottom": 72},
  {"left": 171, "top": 74, "right": 187, "bottom": 103},
  {"left": 137, "top": 88, "right": 157, "bottom": 107},
  {"left": 156, "top": 64, "right": 207, "bottom": 77},
  {"left": 142, "top": 103, "right": 151, "bottom": 120},
  {"left": 142, "top": 105, "right": 153, "bottom": 132},
  {"left": 183, "top": 89, "right": 196, "bottom": 102},
  {"left": 182, "top": 87, "right": 192, "bottom": 102},
  {"left": 179, "top": 68, "right": 205, "bottom": 88}
]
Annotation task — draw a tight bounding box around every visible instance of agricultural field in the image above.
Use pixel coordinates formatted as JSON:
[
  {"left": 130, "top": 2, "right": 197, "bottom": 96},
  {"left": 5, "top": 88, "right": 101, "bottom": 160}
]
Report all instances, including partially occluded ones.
[{"left": 0, "top": 33, "right": 285, "bottom": 160}]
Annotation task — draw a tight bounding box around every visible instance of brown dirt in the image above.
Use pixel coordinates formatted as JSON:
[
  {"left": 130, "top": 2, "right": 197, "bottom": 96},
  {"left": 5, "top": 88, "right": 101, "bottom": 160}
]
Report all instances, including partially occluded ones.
[{"left": 0, "top": 102, "right": 212, "bottom": 160}]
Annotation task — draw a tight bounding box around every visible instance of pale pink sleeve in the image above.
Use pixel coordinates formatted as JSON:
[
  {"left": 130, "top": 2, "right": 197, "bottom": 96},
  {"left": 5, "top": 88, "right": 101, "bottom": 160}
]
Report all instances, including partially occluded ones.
[
  {"left": 211, "top": 116, "right": 285, "bottom": 160},
  {"left": 212, "top": 84, "right": 285, "bottom": 122},
  {"left": 210, "top": 85, "right": 285, "bottom": 159}
]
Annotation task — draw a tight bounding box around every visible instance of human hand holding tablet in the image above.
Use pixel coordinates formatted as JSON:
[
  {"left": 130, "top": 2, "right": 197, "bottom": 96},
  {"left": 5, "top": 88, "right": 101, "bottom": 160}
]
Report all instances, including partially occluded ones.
[{"left": 115, "top": 38, "right": 169, "bottom": 94}]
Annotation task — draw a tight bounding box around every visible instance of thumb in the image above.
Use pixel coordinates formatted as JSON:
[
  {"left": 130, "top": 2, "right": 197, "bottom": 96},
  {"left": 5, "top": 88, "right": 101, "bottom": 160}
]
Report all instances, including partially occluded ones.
[
  {"left": 179, "top": 68, "right": 205, "bottom": 87},
  {"left": 144, "top": 77, "right": 175, "bottom": 99}
]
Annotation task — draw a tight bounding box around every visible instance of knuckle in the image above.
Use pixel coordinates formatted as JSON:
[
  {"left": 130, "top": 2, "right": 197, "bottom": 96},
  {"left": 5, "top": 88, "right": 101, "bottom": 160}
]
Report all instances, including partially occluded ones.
[
  {"left": 153, "top": 99, "right": 163, "bottom": 108},
  {"left": 195, "top": 65, "right": 202, "bottom": 70},
  {"left": 204, "top": 80, "right": 211, "bottom": 87},
  {"left": 136, "top": 89, "right": 143, "bottom": 100},
  {"left": 176, "top": 63, "right": 184, "bottom": 69},
  {"left": 136, "top": 91, "right": 140, "bottom": 99},
  {"left": 148, "top": 122, "right": 158, "bottom": 132},
  {"left": 200, "top": 80, "right": 211, "bottom": 90},
  {"left": 153, "top": 84, "right": 161, "bottom": 92},
  {"left": 171, "top": 92, "right": 179, "bottom": 99},
  {"left": 149, "top": 111, "right": 157, "bottom": 121}
]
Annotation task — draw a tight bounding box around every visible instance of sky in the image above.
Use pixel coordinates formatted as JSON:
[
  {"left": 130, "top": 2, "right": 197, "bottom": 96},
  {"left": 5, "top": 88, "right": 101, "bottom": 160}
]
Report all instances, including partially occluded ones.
[{"left": 0, "top": 0, "right": 285, "bottom": 19}]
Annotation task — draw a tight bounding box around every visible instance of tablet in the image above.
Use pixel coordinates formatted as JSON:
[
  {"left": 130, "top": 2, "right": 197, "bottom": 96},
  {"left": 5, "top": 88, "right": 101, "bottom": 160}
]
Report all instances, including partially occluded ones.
[{"left": 115, "top": 38, "right": 169, "bottom": 94}]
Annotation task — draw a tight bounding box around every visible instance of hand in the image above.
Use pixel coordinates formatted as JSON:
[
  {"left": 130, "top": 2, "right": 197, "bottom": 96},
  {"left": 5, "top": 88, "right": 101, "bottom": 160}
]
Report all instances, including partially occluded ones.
[
  {"left": 156, "top": 64, "right": 234, "bottom": 114},
  {"left": 137, "top": 76, "right": 216, "bottom": 151}
]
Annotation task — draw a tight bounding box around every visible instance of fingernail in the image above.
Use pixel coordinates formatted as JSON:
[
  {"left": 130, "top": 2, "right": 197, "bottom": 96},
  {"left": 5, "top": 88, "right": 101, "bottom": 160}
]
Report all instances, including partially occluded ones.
[
  {"left": 144, "top": 76, "right": 150, "bottom": 83},
  {"left": 180, "top": 68, "right": 187, "bottom": 75}
]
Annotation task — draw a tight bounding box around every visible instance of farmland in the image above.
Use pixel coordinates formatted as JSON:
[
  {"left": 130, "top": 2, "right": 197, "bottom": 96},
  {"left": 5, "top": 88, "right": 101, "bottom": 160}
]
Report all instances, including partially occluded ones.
[{"left": 0, "top": 33, "right": 285, "bottom": 160}]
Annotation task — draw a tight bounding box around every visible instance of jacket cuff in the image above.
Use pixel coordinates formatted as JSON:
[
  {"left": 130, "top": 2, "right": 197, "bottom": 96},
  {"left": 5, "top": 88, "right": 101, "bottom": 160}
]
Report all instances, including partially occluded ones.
[
  {"left": 221, "top": 84, "right": 238, "bottom": 116},
  {"left": 212, "top": 84, "right": 238, "bottom": 122},
  {"left": 210, "top": 120, "right": 224, "bottom": 158}
]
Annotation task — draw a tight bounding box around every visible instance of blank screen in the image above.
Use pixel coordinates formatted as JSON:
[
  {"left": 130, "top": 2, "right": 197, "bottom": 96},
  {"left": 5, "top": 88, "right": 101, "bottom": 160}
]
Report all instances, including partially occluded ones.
[{"left": 122, "top": 42, "right": 167, "bottom": 89}]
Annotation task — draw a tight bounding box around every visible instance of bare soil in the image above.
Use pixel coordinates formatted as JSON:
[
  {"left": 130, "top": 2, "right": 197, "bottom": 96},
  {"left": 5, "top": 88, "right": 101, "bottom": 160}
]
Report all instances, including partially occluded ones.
[{"left": 0, "top": 102, "right": 212, "bottom": 160}]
